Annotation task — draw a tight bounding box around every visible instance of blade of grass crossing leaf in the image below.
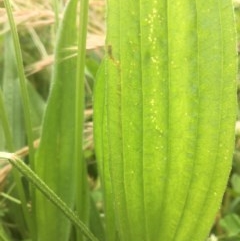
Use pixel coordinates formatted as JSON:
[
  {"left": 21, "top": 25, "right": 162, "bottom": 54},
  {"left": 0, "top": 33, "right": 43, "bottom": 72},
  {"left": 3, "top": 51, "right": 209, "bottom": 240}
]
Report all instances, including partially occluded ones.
[
  {"left": 1, "top": 32, "right": 35, "bottom": 237},
  {"left": 0, "top": 152, "right": 99, "bottom": 241},
  {"left": 0, "top": 93, "right": 34, "bottom": 239},
  {"left": 3, "top": 4, "right": 36, "bottom": 234},
  {"left": 75, "top": 0, "right": 90, "bottom": 240}
]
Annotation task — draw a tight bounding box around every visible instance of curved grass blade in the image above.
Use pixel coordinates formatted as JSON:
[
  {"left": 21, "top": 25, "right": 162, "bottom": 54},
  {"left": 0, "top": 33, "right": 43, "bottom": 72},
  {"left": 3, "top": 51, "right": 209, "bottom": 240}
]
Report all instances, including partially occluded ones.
[
  {"left": 34, "top": 0, "right": 89, "bottom": 240},
  {"left": 0, "top": 152, "right": 99, "bottom": 241}
]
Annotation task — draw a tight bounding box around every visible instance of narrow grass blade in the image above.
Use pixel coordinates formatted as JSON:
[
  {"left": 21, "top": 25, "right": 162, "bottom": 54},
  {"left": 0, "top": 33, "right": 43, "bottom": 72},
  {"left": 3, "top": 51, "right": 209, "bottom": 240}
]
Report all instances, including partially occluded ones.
[
  {"left": 75, "top": 0, "right": 90, "bottom": 240},
  {"left": 89, "top": 196, "right": 105, "bottom": 241},
  {"left": 0, "top": 32, "right": 35, "bottom": 237},
  {"left": 2, "top": 33, "right": 25, "bottom": 149},
  {"left": 34, "top": 0, "right": 89, "bottom": 240},
  {"left": 27, "top": 83, "right": 45, "bottom": 140},
  {"left": 0, "top": 88, "right": 13, "bottom": 151},
  {"left": 3, "top": 0, "right": 35, "bottom": 170},
  {"left": 0, "top": 152, "right": 99, "bottom": 241},
  {"left": 0, "top": 224, "right": 11, "bottom": 241}
]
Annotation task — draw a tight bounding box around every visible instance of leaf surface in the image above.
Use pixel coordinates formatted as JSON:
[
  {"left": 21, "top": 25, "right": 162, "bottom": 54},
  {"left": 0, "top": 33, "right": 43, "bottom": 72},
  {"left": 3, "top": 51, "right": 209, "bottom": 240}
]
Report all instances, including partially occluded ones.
[
  {"left": 94, "top": 0, "right": 237, "bottom": 240},
  {"left": 34, "top": 0, "right": 88, "bottom": 240}
]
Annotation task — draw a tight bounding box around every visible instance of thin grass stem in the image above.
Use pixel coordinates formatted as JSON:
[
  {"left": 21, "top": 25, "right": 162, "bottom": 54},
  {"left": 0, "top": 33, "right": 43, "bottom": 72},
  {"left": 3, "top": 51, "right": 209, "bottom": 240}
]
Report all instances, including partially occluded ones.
[
  {"left": 3, "top": 0, "right": 35, "bottom": 169},
  {"left": 75, "top": 0, "right": 90, "bottom": 240}
]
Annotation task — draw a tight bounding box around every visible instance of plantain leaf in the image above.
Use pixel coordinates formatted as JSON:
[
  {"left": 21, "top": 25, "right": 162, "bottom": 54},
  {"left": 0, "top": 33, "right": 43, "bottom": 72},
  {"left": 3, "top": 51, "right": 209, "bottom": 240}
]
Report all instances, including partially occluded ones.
[
  {"left": 94, "top": 0, "right": 237, "bottom": 241},
  {"left": 94, "top": 63, "right": 119, "bottom": 241}
]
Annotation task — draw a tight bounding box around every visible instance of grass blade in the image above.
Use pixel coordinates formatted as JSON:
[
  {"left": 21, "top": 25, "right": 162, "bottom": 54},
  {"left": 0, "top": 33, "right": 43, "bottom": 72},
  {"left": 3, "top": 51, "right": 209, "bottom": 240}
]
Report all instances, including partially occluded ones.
[
  {"left": 0, "top": 31, "right": 35, "bottom": 237},
  {"left": 0, "top": 152, "right": 99, "bottom": 241},
  {"left": 75, "top": 0, "right": 90, "bottom": 240},
  {"left": 94, "top": 63, "right": 119, "bottom": 241},
  {"left": 34, "top": 0, "right": 89, "bottom": 240},
  {"left": 3, "top": 0, "right": 35, "bottom": 170},
  {"left": 2, "top": 33, "right": 25, "bottom": 149}
]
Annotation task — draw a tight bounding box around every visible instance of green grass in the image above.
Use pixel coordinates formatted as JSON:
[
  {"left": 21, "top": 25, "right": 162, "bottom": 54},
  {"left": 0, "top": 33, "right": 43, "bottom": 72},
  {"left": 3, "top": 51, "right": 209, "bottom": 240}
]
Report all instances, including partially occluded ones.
[{"left": 0, "top": 0, "right": 239, "bottom": 241}]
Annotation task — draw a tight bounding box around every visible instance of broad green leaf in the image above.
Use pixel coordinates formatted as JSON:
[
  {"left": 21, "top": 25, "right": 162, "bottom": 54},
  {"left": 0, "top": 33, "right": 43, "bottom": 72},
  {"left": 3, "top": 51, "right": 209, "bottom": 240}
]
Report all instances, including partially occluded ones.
[
  {"left": 34, "top": 0, "right": 89, "bottom": 240},
  {"left": 94, "top": 1, "right": 237, "bottom": 241}
]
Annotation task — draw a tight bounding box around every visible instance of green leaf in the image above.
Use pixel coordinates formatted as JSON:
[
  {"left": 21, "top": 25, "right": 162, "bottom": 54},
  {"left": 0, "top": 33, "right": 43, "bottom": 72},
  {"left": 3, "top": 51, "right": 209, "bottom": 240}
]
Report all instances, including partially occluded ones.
[
  {"left": 0, "top": 224, "right": 11, "bottom": 241},
  {"left": 27, "top": 83, "right": 45, "bottom": 140},
  {"left": 0, "top": 32, "right": 35, "bottom": 237},
  {"left": 0, "top": 152, "right": 98, "bottom": 241},
  {"left": 34, "top": 0, "right": 88, "bottom": 240},
  {"left": 89, "top": 196, "right": 105, "bottom": 241},
  {"left": 75, "top": 0, "right": 90, "bottom": 240},
  {"left": 1, "top": 33, "right": 45, "bottom": 148},
  {"left": 94, "top": 63, "right": 119, "bottom": 241},
  {"left": 2, "top": 33, "right": 25, "bottom": 150},
  {"left": 3, "top": 0, "right": 35, "bottom": 170},
  {"left": 231, "top": 174, "right": 240, "bottom": 194},
  {"left": 220, "top": 214, "right": 240, "bottom": 237},
  {"left": 94, "top": 0, "right": 237, "bottom": 241}
]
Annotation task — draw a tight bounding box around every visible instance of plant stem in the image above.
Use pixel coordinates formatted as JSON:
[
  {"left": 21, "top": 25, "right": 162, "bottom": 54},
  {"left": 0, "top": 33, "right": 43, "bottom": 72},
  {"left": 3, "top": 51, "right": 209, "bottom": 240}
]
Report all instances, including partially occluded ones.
[
  {"left": 75, "top": 0, "right": 90, "bottom": 240},
  {"left": 3, "top": 0, "right": 35, "bottom": 171}
]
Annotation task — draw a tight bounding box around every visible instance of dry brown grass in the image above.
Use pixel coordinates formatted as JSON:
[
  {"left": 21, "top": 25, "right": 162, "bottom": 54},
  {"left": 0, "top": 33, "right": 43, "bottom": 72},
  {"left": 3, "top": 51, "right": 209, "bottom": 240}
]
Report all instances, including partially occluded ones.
[{"left": 0, "top": 0, "right": 105, "bottom": 74}]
